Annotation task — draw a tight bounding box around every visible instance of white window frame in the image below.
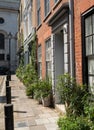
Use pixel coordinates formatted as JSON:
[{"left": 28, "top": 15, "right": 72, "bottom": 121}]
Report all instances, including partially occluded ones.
[
  {"left": 82, "top": 8, "right": 94, "bottom": 95},
  {"left": 44, "top": 0, "right": 50, "bottom": 17},
  {"left": 45, "top": 38, "right": 52, "bottom": 78},
  {"left": 37, "top": 0, "right": 41, "bottom": 26},
  {"left": 38, "top": 45, "right": 42, "bottom": 78}
]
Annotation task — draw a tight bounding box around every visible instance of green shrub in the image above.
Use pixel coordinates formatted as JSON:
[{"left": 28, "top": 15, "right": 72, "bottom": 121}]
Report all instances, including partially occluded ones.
[
  {"left": 26, "top": 83, "right": 37, "bottom": 97},
  {"left": 57, "top": 116, "right": 78, "bottom": 130},
  {"left": 22, "top": 64, "right": 38, "bottom": 86},
  {"left": 34, "top": 80, "right": 43, "bottom": 100},
  {"left": 40, "top": 78, "right": 52, "bottom": 98},
  {"left": 58, "top": 116, "right": 91, "bottom": 130},
  {"left": 84, "top": 103, "right": 94, "bottom": 122},
  {"left": 16, "top": 63, "right": 38, "bottom": 99},
  {"left": 57, "top": 74, "right": 94, "bottom": 130},
  {"left": 56, "top": 73, "right": 88, "bottom": 117},
  {"left": 34, "top": 78, "right": 52, "bottom": 99},
  {"left": 16, "top": 65, "right": 25, "bottom": 80}
]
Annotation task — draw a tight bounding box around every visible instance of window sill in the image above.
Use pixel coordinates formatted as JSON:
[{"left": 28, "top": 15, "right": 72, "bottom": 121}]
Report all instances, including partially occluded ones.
[
  {"left": 53, "top": 0, "right": 62, "bottom": 10},
  {"left": 43, "top": 11, "right": 51, "bottom": 22},
  {"left": 36, "top": 23, "right": 42, "bottom": 31}
]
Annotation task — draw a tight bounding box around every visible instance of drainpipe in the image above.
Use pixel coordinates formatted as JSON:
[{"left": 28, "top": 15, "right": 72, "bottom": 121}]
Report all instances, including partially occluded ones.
[{"left": 69, "top": 0, "right": 75, "bottom": 77}]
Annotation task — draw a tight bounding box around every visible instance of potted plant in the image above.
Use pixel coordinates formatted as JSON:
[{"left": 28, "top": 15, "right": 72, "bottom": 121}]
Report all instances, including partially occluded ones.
[
  {"left": 34, "top": 80, "right": 43, "bottom": 104},
  {"left": 56, "top": 73, "right": 88, "bottom": 116},
  {"left": 40, "top": 78, "right": 52, "bottom": 107}
]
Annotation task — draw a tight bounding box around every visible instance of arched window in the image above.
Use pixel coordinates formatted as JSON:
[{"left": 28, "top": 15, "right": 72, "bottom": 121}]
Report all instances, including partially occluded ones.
[
  {"left": 0, "top": 18, "right": 4, "bottom": 24},
  {"left": 0, "top": 33, "right": 4, "bottom": 49}
]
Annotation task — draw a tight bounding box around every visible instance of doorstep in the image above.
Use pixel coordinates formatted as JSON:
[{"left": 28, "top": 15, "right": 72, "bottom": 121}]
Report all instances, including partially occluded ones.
[{"left": 55, "top": 104, "right": 66, "bottom": 115}]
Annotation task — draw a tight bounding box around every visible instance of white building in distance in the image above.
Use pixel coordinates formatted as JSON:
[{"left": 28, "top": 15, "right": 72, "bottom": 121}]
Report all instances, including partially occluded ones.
[{"left": 0, "top": 0, "right": 20, "bottom": 73}]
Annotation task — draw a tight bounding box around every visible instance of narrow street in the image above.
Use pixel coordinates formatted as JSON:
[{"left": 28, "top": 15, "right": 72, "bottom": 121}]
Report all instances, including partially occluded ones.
[
  {"left": 0, "top": 75, "right": 59, "bottom": 130},
  {"left": 0, "top": 76, "right": 6, "bottom": 130}
]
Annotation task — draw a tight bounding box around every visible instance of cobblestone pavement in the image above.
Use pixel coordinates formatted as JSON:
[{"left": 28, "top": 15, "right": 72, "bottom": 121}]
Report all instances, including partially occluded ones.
[
  {"left": 0, "top": 75, "right": 6, "bottom": 130},
  {"left": 0, "top": 76, "right": 4, "bottom": 93},
  {"left": 0, "top": 75, "right": 60, "bottom": 130}
]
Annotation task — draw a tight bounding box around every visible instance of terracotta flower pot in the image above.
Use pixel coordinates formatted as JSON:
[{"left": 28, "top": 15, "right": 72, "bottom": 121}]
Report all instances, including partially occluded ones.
[{"left": 42, "top": 95, "right": 51, "bottom": 107}]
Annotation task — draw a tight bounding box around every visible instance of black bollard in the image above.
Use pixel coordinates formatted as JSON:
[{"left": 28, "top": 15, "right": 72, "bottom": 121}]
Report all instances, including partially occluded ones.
[
  {"left": 6, "top": 74, "right": 11, "bottom": 81},
  {"left": 4, "top": 104, "right": 14, "bottom": 130},
  {"left": 6, "top": 80, "right": 9, "bottom": 87},
  {"left": 6, "top": 86, "right": 11, "bottom": 104}
]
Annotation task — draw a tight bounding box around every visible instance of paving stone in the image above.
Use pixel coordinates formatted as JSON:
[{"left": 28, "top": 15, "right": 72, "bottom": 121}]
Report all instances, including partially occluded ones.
[
  {"left": 30, "top": 125, "right": 46, "bottom": 130},
  {"left": 0, "top": 75, "right": 60, "bottom": 130},
  {"left": 48, "top": 117, "right": 59, "bottom": 123},
  {"left": 15, "top": 121, "right": 28, "bottom": 128},
  {"left": 35, "top": 118, "right": 50, "bottom": 125},
  {"left": 39, "top": 113, "right": 52, "bottom": 118},
  {"left": 28, "top": 118, "right": 36, "bottom": 126},
  {"left": 45, "top": 123, "right": 59, "bottom": 130},
  {"left": 15, "top": 127, "right": 29, "bottom": 130}
]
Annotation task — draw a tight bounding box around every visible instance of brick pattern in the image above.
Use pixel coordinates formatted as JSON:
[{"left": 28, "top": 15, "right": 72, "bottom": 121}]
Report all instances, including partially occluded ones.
[
  {"left": 36, "top": 0, "right": 68, "bottom": 78},
  {"left": 74, "top": 0, "right": 94, "bottom": 83}
]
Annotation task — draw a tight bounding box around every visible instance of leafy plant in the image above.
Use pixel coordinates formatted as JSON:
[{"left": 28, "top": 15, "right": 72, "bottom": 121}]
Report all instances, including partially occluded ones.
[
  {"left": 22, "top": 64, "right": 37, "bottom": 85},
  {"left": 57, "top": 73, "right": 94, "bottom": 130},
  {"left": 33, "top": 78, "right": 53, "bottom": 107},
  {"left": 84, "top": 102, "right": 94, "bottom": 122},
  {"left": 26, "top": 83, "right": 37, "bottom": 98},
  {"left": 40, "top": 78, "right": 52, "bottom": 98},
  {"left": 56, "top": 73, "right": 88, "bottom": 117},
  {"left": 34, "top": 80, "right": 43, "bottom": 100},
  {"left": 16, "top": 64, "right": 25, "bottom": 80},
  {"left": 57, "top": 116, "right": 91, "bottom": 130}
]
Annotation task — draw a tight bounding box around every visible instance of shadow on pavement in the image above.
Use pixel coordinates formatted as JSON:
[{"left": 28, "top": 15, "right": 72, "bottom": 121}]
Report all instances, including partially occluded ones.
[
  {"left": 14, "top": 110, "right": 27, "bottom": 113},
  {"left": 11, "top": 96, "right": 19, "bottom": 99}
]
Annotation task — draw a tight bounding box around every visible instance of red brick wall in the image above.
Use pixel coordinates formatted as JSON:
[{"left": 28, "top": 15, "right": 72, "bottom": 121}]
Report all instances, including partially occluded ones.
[
  {"left": 36, "top": 0, "right": 68, "bottom": 78},
  {"left": 74, "top": 0, "right": 94, "bottom": 83}
]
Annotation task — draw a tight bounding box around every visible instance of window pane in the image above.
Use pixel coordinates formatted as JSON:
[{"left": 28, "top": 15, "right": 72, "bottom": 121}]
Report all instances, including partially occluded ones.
[
  {"left": 46, "top": 61, "right": 51, "bottom": 78},
  {"left": 45, "top": 0, "right": 50, "bottom": 16},
  {"left": 0, "top": 54, "right": 4, "bottom": 60},
  {"left": 46, "top": 39, "right": 51, "bottom": 61},
  {"left": 93, "top": 35, "right": 94, "bottom": 54},
  {"left": 88, "top": 76, "right": 94, "bottom": 95},
  {"left": 93, "top": 14, "right": 94, "bottom": 34},
  {"left": 45, "top": 38, "right": 51, "bottom": 78},
  {"left": 37, "top": 0, "right": 41, "bottom": 26},
  {"left": 86, "top": 36, "right": 92, "bottom": 55},
  {"left": 64, "top": 63, "right": 68, "bottom": 73},
  {"left": 38, "top": 62, "right": 42, "bottom": 78},
  {"left": 85, "top": 16, "right": 92, "bottom": 36},
  {"left": 46, "top": 39, "right": 51, "bottom": 49},
  {"left": 55, "top": 0, "right": 58, "bottom": 3},
  {"left": 38, "top": 45, "right": 42, "bottom": 62},
  {"left": 88, "top": 58, "right": 94, "bottom": 75},
  {"left": 37, "top": 0, "right": 40, "bottom": 9},
  {"left": 37, "top": 9, "right": 41, "bottom": 25},
  {"left": 0, "top": 33, "right": 4, "bottom": 49}
]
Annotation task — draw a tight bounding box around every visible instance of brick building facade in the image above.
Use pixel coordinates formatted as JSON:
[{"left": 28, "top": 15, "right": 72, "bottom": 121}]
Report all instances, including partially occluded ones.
[
  {"left": 74, "top": 0, "right": 94, "bottom": 94},
  {"left": 18, "top": 0, "right": 37, "bottom": 65},
  {"left": 36, "top": 0, "right": 71, "bottom": 93},
  {"left": 18, "top": 0, "right": 94, "bottom": 105}
]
